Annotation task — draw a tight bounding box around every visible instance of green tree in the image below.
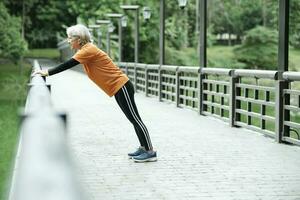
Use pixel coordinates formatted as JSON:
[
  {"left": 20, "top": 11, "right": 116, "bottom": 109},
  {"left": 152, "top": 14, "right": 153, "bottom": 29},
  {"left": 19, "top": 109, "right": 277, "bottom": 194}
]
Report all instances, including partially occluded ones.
[
  {"left": 233, "top": 26, "right": 278, "bottom": 70},
  {"left": 0, "top": 2, "right": 27, "bottom": 62}
]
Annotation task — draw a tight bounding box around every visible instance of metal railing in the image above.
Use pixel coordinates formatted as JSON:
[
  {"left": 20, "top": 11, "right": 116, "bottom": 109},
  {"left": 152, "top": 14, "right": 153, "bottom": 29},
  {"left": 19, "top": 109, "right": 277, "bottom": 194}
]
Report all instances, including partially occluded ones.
[
  {"left": 282, "top": 72, "right": 300, "bottom": 145},
  {"left": 118, "top": 62, "right": 300, "bottom": 146},
  {"left": 57, "top": 43, "right": 300, "bottom": 146},
  {"left": 8, "top": 60, "right": 85, "bottom": 200}
]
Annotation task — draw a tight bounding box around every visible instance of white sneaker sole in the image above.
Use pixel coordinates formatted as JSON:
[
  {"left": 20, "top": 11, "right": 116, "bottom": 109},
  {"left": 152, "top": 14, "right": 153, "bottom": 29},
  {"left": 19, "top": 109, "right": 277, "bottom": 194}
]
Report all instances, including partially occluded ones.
[{"left": 133, "top": 157, "right": 157, "bottom": 163}]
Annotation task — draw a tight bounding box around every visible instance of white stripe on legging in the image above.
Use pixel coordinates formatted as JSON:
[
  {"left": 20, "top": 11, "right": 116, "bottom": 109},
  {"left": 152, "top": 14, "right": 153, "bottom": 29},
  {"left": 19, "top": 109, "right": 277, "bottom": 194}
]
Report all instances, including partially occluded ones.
[{"left": 122, "top": 87, "right": 152, "bottom": 149}]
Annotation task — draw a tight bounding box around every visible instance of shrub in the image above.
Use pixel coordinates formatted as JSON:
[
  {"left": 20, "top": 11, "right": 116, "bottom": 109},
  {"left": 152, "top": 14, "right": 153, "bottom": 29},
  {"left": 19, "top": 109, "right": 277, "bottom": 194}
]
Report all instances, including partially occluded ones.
[
  {"left": 0, "top": 2, "right": 27, "bottom": 62},
  {"left": 233, "top": 26, "right": 278, "bottom": 70}
]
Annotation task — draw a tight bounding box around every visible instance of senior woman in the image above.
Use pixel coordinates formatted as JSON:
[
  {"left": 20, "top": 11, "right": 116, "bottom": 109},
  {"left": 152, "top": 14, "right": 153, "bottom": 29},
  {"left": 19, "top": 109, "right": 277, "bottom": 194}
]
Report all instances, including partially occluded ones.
[{"left": 33, "top": 24, "right": 157, "bottom": 162}]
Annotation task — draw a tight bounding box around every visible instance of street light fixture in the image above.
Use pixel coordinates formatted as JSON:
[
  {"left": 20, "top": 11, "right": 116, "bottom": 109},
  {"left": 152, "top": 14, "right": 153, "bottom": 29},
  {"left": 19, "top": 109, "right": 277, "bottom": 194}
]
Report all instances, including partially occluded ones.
[
  {"left": 106, "top": 13, "right": 125, "bottom": 62},
  {"left": 143, "top": 7, "right": 151, "bottom": 20},
  {"left": 108, "top": 23, "right": 115, "bottom": 33},
  {"left": 178, "top": 0, "right": 188, "bottom": 9},
  {"left": 96, "top": 20, "right": 112, "bottom": 56},
  {"left": 121, "top": 16, "right": 128, "bottom": 27}
]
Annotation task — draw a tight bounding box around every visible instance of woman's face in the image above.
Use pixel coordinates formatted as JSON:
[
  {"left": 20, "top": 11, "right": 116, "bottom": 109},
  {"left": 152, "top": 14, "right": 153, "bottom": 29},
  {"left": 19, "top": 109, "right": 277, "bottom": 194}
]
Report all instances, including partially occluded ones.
[{"left": 67, "top": 36, "right": 81, "bottom": 50}]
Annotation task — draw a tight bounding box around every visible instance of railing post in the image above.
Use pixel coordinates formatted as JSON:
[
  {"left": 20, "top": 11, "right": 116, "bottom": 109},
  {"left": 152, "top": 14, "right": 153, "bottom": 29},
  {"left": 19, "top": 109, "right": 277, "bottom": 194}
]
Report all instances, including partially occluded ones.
[
  {"left": 176, "top": 68, "right": 180, "bottom": 107},
  {"left": 198, "top": 71, "right": 204, "bottom": 115},
  {"left": 125, "top": 62, "right": 128, "bottom": 75},
  {"left": 134, "top": 63, "right": 137, "bottom": 92},
  {"left": 229, "top": 73, "right": 238, "bottom": 127},
  {"left": 145, "top": 65, "right": 148, "bottom": 96},
  {"left": 158, "top": 66, "right": 162, "bottom": 101},
  {"left": 275, "top": 79, "right": 289, "bottom": 143}
]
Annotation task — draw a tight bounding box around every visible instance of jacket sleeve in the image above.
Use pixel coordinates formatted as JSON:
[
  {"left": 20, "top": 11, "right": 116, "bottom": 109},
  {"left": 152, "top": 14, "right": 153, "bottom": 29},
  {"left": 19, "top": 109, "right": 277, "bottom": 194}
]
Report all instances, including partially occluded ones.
[{"left": 48, "top": 58, "right": 80, "bottom": 76}]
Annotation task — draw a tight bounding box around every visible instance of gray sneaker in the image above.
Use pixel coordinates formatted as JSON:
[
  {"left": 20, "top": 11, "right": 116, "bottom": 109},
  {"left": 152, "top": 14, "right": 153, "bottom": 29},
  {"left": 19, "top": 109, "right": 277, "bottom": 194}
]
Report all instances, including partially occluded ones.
[
  {"left": 128, "top": 147, "right": 146, "bottom": 159},
  {"left": 132, "top": 151, "right": 157, "bottom": 163}
]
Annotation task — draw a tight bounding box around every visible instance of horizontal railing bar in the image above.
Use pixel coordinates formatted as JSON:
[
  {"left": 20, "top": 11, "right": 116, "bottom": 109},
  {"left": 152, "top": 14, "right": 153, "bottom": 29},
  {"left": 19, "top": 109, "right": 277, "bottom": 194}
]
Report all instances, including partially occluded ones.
[
  {"left": 162, "top": 74, "right": 176, "bottom": 79},
  {"left": 147, "top": 64, "right": 160, "bottom": 70},
  {"left": 147, "top": 87, "right": 159, "bottom": 92},
  {"left": 282, "top": 71, "right": 300, "bottom": 81},
  {"left": 284, "top": 105, "right": 300, "bottom": 112},
  {"left": 282, "top": 137, "right": 300, "bottom": 145},
  {"left": 179, "top": 95, "right": 198, "bottom": 101},
  {"left": 233, "top": 69, "right": 278, "bottom": 79},
  {"left": 203, "top": 101, "right": 230, "bottom": 110},
  {"left": 162, "top": 82, "right": 175, "bottom": 87},
  {"left": 235, "top": 109, "right": 275, "bottom": 121},
  {"left": 201, "top": 68, "right": 233, "bottom": 76},
  {"left": 127, "top": 62, "right": 135, "bottom": 67},
  {"left": 179, "top": 86, "right": 198, "bottom": 92},
  {"left": 235, "top": 83, "right": 275, "bottom": 92},
  {"left": 137, "top": 83, "right": 145, "bottom": 87},
  {"left": 162, "top": 91, "right": 175, "bottom": 96},
  {"left": 148, "top": 80, "right": 158, "bottom": 84},
  {"left": 235, "top": 96, "right": 275, "bottom": 107},
  {"left": 284, "top": 121, "right": 300, "bottom": 129},
  {"left": 203, "top": 79, "right": 230, "bottom": 86},
  {"left": 283, "top": 89, "right": 300, "bottom": 95},
  {"left": 136, "top": 63, "right": 147, "bottom": 68},
  {"left": 161, "top": 65, "right": 178, "bottom": 71},
  {"left": 179, "top": 76, "right": 198, "bottom": 82},
  {"left": 177, "top": 66, "right": 200, "bottom": 73},
  {"left": 203, "top": 90, "right": 230, "bottom": 98},
  {"left": 148, "top": 72, "right": 159, "bottom": 76}
]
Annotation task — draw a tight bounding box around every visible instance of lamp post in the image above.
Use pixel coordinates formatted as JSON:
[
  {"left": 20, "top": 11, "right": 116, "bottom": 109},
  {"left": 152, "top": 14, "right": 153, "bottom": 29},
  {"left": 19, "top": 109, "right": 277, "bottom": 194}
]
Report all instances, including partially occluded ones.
[
  {"left": 160, "top": 0, "right": 188, "bottom": 65},
  {"left": 120, "top": 5, "right": 140, "bottom": 64},
  {"left": 121, "top": 5, "right": 140, "bottom": 92},
  {"left": 106, "top": 13, "right": 127, "bottom": 63},
  {"left": 121, "top": 5, "right": 152, "bottom": 90},
  {"left": 199, "top": 0, "right": 207, "bottom": 68},
  {"left": 158, "top": 0, "right": 189, "bottom": 101},
  {"left": 160, "top": 0, "right": 165, "bottom": 66},
  {"left": 88, "top": 24, "right": 101, "bottom": 47},
  {"left": 96, "top": 20, "right": 113, "bottom": 56}
]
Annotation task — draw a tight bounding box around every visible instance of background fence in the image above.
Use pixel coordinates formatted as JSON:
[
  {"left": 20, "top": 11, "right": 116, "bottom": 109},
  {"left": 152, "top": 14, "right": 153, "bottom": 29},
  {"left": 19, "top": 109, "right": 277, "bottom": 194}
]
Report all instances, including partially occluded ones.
[{"left": 117, "top": 62, "right": 300, "bottom": 146}]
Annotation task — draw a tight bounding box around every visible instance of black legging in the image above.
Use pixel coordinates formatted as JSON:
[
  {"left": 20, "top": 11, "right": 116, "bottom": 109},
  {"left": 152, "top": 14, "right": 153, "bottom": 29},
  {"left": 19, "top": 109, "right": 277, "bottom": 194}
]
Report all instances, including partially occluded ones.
[{"left": 114, "top": 81, "right": 153, "bottom": 151}]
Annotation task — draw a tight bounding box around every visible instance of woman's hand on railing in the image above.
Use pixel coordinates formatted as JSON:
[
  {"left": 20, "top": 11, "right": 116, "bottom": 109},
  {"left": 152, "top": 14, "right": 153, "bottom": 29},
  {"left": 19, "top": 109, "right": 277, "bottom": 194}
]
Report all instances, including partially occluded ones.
[{"left": 32, "top": 69, "right": 49, "bottom": 77}]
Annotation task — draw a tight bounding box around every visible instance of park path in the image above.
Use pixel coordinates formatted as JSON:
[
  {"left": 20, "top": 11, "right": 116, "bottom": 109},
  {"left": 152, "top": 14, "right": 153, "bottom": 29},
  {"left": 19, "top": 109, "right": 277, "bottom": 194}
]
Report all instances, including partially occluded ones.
[{"left": 41, "top": 59, "right": 300, "bottom": 200}]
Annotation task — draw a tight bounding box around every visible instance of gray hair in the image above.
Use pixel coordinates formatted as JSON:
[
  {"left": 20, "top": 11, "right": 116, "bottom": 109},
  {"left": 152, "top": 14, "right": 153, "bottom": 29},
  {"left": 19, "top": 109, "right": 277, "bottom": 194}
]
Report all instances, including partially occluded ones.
[{"left": 66, "top": 24, "right": 92, "bottom": 46}]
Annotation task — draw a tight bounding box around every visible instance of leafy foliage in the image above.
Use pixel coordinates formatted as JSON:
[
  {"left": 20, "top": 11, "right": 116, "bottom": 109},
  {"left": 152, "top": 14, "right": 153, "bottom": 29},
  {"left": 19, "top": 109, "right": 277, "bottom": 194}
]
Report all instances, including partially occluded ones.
[
  {"left": 0, "top": 2, "right": 27, "bottom": 62},
  {"left": 2, "top": 0, "right": 300, "bottom": 67},
  {"left": 233, "top": 26, "right": 278, "bottom": 70}
]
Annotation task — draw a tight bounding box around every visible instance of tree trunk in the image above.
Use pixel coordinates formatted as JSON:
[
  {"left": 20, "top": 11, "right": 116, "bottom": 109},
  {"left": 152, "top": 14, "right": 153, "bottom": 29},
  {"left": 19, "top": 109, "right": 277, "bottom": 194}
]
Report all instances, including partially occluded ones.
[
  {"left": 262, "top": 0, "right": 267, "bottom": 26},
  {"left": 22, "top": 0, "right": 25, "bottom": 39},
  {"left": 228, "top": 32, "right": 232, "bottom": 46}
]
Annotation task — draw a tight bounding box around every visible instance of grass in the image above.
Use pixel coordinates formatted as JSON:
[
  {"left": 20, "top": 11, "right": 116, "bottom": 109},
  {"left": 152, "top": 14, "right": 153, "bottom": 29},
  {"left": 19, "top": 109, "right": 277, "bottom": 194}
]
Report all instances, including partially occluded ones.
[
  {"left": 289, "top": 48, "right": 300, "bottom": 71},
  {"left": 166, "top": 45, "right": 300, "bottom": 71},
  {"left": 0, "top": 60, "right": 31, "bottom": 200},
  {"left": 24, "top": 48, "right": 60, "bottom": 59}
]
